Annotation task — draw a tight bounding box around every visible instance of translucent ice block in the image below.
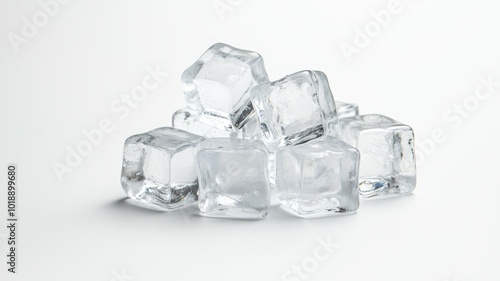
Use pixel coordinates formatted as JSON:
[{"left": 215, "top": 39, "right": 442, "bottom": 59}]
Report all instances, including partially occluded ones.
[
  {"left": 276, "top": 137, "right": 360, "bottom": 218},
  {"left": 172, "top": 107, "right": 262, "bottom": 140},
  {"left": 338, "top": 114, "right": 416, "bottom": 198},
  {"left": 336, "top": 101, "right": 359, "bottom": 119},
  {"left": 120, "top": 127, "right": 203, "bottom": 210},
  {"left": 250, "top": 70, "right": 338, "bottom": 151},
  {"left": 195, "top": 138, "right": 270, "bottom": 219},
  {"left": 172, "top": 108, "right": 236, "bottom": 138},
  {"left": 182, "top": 43, "right": 270, "bottom": 130}
]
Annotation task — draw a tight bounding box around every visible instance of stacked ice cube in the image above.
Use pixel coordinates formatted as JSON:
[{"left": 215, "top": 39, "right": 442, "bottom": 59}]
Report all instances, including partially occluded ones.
[{"left": 120, "top": 43, "right": 416, "bottom": 219}]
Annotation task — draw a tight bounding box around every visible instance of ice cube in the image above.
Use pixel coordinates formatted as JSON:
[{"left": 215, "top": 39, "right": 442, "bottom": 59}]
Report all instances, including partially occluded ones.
[
  {"left": 172, "top": 107, "right": 262, "bottom": 140},
  {"left": 336, "top": 101, "right": 359, "bottom": 118},
  {"left": 172, "top": 108, "right": 236, "bottom": 138},
  {"left": 338, "top": 114, "right": 416, "bottom": 198},
  {"left": 250, "top": 70, "right": 338, "bottom": 151},
  {"left": 182, "top": 43, "right": 270, "bottom": 130},
  {"left": 195, "top": 138, "right": 270, "bottom": 219},
  {"left": 276, "top": 136, "right": 360, "bottom": 218},
  {"left": 120, "top": 127, "right": 203, "bottom": 210}
]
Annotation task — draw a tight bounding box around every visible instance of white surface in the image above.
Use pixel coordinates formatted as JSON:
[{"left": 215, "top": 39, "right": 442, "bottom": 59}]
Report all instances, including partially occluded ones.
[{"left": 0, "top": 0, "right": 499, "bottom": 280}]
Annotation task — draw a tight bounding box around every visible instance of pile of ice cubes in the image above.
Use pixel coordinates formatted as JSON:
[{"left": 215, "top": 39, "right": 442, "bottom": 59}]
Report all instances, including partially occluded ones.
[{"left": 120, "top": 43, "right": 416, "bottom": 219}]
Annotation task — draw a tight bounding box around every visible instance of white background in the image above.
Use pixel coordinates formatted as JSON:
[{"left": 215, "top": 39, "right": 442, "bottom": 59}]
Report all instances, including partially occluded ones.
[{"left": 1, "top": 0, "right": 499, "bottom": 280}]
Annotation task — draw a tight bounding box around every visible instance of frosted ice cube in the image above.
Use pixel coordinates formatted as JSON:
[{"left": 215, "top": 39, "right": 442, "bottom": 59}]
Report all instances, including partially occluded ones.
[
  {"left": 276, "top": 137, "right": 360, "bottom": 218},
  {"left": 338, "top": 114, "right": 416, "bottom": 198},
  {"left": 120, "top": 127, "right": 203, "bottom": 210},
  {"left": 336, "top": 101, "right": 359, "bottom": 119},
  {"left": 172, "top": 108, "right": 262, "bottom": 139},
  {"left": 250, "top": 70, "right": 338, "bottom": 151},
  {"left": 195, "top": 138, "right": 270, "bottom": 219},
  {"left": 182, "top": 43, "right": 269, "bottom": 130}
]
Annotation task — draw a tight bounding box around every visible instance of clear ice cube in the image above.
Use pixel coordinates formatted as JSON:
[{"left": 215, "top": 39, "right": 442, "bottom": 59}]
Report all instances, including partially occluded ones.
[
  {"left": 336, "top": 101, "right": 359, "bottom": 119},
  {"left": 172, "top": 107, "right": 236, "bottom": 138},
  {"left": 276, "top": 137, "right": 360, "bottom": 218},
  {"left": 195, "top": 138, "right": 270, "bottom": 219},
  {"left": 182, "top": 43, "right": 270, "bottom": 130},
  {"left": 120, "top": 127, "right": 203, "bottom": 210},
  {"left": 338, "top": 114, "right": 416, "bottom": 198},
  {"left": 250, "top": 70, "right": 338, "bottom": 151},
  {"left": 172, "top": 107, "right": 262, "bottom": 140}
]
